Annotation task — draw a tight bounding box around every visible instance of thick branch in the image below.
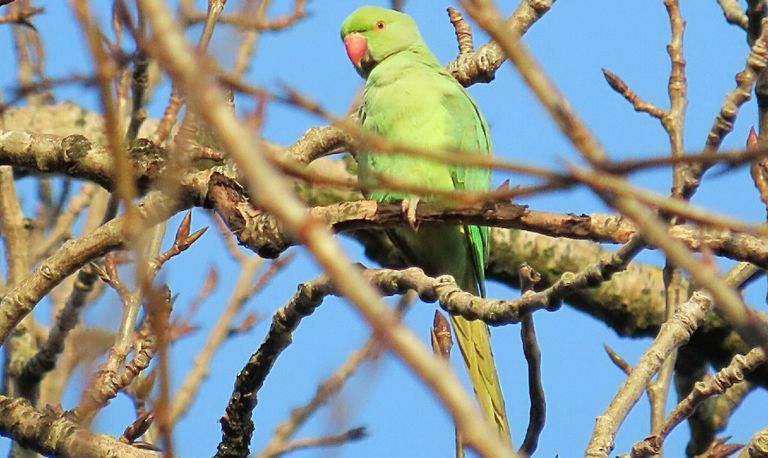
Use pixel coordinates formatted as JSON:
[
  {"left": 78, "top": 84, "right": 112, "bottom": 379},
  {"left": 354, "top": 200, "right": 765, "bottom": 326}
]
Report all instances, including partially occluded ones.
[
  {"left": 0, "top": 394, "right": 159, "bottom": 457},
  {"left": 206, "top": 178, "right": 768, "bottom": 268},
  {"left": 0, "top": 129, "right": 167, "bottom": 190},
  {"left": 740, "top": 426, "right": 768, "bottom": 456}
]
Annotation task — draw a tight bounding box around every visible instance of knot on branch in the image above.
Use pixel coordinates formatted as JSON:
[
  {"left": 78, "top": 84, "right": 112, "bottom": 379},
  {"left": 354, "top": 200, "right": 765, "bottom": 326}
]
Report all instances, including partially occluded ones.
[
  {"left": 448, "top": 51, "right": 497, "bottom": 87},
  {"left": 432, "top": 274, "right": 459, "bottom": 303},
  {"left": 61, "top": 134, "right": 92, "bottom": 162},
  {"left": 129, "top": 138, "right": 169, "bottom": 190},
  {"left": 527, "top": 0, "right": 553, "bottom": 14},
  {"left": 205, "top": 172, "right": 290, "bottom": 258}
]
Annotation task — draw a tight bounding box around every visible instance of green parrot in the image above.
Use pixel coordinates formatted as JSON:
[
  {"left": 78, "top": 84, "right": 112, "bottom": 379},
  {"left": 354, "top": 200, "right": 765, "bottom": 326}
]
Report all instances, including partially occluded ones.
[{"left": 340, "top": 5, "right": 511, "bottom": 445}]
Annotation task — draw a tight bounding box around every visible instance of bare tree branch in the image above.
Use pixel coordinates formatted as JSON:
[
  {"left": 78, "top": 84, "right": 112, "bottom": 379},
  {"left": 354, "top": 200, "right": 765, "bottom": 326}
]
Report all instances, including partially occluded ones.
[{"left": 0, "top": 394, "right": 160, "bottom": 458}]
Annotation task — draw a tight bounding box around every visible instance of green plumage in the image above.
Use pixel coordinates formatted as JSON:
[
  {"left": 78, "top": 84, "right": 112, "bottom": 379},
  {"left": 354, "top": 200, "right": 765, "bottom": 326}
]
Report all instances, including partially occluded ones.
[{"left": 341, "top": 6, "right": 510, "bottom": 447}]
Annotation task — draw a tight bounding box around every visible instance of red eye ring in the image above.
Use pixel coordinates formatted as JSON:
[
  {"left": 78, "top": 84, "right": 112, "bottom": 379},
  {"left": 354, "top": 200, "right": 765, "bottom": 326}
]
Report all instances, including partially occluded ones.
[{"left": 375, "top": 20, "right": 385, "bottom": 30}]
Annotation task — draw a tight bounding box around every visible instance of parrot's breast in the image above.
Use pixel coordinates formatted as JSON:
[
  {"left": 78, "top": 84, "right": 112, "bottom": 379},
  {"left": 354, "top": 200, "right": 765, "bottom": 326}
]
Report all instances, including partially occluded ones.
[{"left": 359, "top": 66, "right": 463, "bottom": 201}]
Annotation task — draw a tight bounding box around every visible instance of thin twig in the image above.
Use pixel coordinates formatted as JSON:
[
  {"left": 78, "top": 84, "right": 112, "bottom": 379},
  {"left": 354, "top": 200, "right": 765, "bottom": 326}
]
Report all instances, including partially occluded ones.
[
  {"left": 0, "top": 5, "right": 42, "bottom": 25},
  {"left": 602, "top": 344, "right": 660, "bottom": 437},
  {"left": 447, "top": 0, "right": 555, "bottom": 86},
  {"left": 602, "top": 68, "right": 666, "bottom": 119},
  {"left": 72, "top": 0, "right": 139, "bottom": 229},
  {"left": 259, "top": 294, "right": 412, "bottom": 458},
  {"left": 66, "top": 308, "right": 162, "bottom": 425},
  {"left": 168, "top": 255, "right": 267, "bottom": 424},
  {"left": 603, "top": 345, "right": 633, "bottom": 376},
  {"left": 0, "top": 167, "right": 29, "bottom": 286},
  {"left": 67, "top": 231, "right": 170, "bottom": 427},
  {"left": 19, "top": 263, "right": 100, "bottom": 382},
  {"left": 653, "top": 2, "right": 691, "bottom": 441},
  {"left": 181, "top": 0, "right": 306, "bottom": 30},
  {"left": 126, "top": 50, "right": 150, "bottom": 142},
  {"left": 266, "top": 428, "right": 367, "bottom": 456},
  {"left": 0, "top": 164, "right": 37, "bottom": 396},
  {"left": 230, "top": 0, "right": 265, "bottom": 77},
  {"left": 684, "top": 17, "right": 768, "bottom": 199},
  {"left": 153, "top": 0, "right": 227, "bottom": 143},
  {"left": 749, "top": 128, "right": 768, "bottom": 212},
  {"left": 258, "top": 339, "right": 377, "bottom": 458},
  {"left": 461, "top": 0, "right": 605, "bottom": 165},
  {"left": 569, "top": 165, "right": 765, "bottom": 236},
  {"left": 215, "top": 275, "right": 335, "bottom": 458},
  {"left": 630, "top": 348, "right": 765, "bottom": 456},
  {"left": 518, "top": 264, "right": 545, "bottom": 457},
  {"left": 34, "top": 183, "right": 99, "bottom": 260},
  {"left": 0, "top": 175, "right": 196, "bottom": 346},
  {"left": 448, "top": 7, "right": 474, "bottom": 55},
  {"left": 586, "top": 263, "right": 760, "bottom": 457},
  {"left": 718, "top": 0, "right": 749, "bottom": 30},
  {"left": 141, "top": 280, "right": 174, "bottom": 457}
]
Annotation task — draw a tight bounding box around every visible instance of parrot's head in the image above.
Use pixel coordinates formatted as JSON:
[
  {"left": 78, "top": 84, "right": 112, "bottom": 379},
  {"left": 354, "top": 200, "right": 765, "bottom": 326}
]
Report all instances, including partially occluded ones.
[{"left": 340, "top": 6, "right": 422, "bottom": 78}]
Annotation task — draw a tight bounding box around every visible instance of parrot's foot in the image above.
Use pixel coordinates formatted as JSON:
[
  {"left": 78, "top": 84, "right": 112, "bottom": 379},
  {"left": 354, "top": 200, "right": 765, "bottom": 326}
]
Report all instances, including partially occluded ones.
[{"left": 401, "top": 196, "right": 420, "bottom": 230}]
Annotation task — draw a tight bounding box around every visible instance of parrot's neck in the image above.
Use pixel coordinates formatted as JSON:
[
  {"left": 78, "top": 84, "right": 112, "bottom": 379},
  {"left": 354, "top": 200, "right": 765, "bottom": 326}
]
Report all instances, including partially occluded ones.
[{"left": 366, "top": 43, "right": 443, "bottom": 87}]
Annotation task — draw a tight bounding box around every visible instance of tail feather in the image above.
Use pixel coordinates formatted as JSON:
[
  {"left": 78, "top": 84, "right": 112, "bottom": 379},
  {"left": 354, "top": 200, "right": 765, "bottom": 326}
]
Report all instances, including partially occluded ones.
[
  {"left": 455, "top": 225, "right": 511, "bottom": 445},
  {"left": 383, "top": 225, "right": 510, "bottom": 447},
  {"left": 451, "top": 314, "right": 511, "bottom": 444}
]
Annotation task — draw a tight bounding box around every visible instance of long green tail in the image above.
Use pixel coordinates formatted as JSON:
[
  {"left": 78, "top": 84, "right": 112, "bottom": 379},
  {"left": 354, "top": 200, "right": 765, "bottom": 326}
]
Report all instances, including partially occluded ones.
[
  {"left": 451, "top": 299, "right": 511, "bottom": 447},
  {"left": 455, "top": 224, "right": 511, "bottom": 449},
  {"left": 385, "top": 225, "right": 510, "bottom": 450}
]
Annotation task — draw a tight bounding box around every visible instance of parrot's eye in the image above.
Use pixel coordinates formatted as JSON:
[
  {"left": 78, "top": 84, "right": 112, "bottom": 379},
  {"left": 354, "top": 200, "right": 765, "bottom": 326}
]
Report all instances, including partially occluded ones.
[{"left": 375, "top": 20, "right": 386, "bottom": 30}]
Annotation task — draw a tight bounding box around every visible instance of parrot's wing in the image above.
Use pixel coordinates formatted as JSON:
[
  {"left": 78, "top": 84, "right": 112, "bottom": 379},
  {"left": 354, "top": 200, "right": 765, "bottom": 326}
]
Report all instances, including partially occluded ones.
[{"left": 441, "top": 79, "right": 492, "bottom": 297}]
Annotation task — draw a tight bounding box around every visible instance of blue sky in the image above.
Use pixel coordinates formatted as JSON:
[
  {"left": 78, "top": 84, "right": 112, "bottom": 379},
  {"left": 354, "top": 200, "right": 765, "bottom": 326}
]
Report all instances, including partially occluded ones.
[{"left": 1, "top": 1, "right": 767, "bottom": 456}]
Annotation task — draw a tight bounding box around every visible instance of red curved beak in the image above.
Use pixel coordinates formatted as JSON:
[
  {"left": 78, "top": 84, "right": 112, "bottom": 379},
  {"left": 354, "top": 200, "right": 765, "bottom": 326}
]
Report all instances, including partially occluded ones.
[{"left": 344, "top": 32, "right": 368, "bottom": 68}]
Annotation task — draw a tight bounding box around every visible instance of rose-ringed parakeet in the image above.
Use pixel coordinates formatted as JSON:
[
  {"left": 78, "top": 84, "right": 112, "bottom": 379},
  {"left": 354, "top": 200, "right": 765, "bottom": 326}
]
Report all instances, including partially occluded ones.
[{"left": 340, "top": 5, "right": 511, "bottom": 444}]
